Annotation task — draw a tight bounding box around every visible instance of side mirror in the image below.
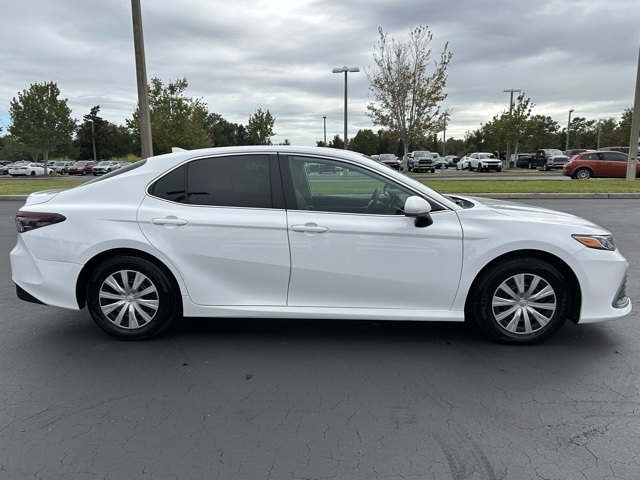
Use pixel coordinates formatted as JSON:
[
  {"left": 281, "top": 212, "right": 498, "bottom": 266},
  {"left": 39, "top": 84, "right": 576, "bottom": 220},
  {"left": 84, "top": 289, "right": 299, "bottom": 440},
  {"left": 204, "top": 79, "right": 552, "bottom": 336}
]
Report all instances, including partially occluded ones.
[{"left": 404, "top": 196, "right": 433, "bottom": 227}]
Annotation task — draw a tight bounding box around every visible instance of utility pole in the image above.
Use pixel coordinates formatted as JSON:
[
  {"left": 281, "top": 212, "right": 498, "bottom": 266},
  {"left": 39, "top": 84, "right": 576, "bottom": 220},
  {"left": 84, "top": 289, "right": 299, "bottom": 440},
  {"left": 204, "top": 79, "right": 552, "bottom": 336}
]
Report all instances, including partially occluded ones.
[
  {"left": 503, "top": 88, "right": 521, "bottom": 168},
  {"left": 131, "top": 0, "right": 153, "bottom": 158},
  {"left": 627, "top": 45, "right": 640, "bottom": 181}
]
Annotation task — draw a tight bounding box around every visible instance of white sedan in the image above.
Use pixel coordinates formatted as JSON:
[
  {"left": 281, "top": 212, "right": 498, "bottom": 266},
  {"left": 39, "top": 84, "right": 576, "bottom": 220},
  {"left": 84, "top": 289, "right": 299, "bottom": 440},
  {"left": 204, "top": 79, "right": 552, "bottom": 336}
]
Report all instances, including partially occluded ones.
[
  {"left": 10, "top": 146, "right": 631, "bottom": 344},
  {"left": 8, "top": 162, "right": 45, "bottom": 176}
]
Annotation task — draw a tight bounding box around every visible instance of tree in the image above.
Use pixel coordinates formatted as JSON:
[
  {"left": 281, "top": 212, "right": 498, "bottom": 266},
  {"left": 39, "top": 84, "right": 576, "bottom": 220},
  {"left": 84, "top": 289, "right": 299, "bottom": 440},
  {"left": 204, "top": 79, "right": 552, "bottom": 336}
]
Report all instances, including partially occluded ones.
[
  {"left": 349, "top": 129, "right": 379, "bottom": 156},
  {"left": 616, "top": 108, "right": 636, "bottom": 146},
  {"left": 247, "top": 108, "right": 275, "bottom": 145},
  {"left": 366, "top": 25, "right": 452, "bottom": 161},
  {"left": 9, "top": 81, "right": 76, "bottom": 172},
  {"left": 327, "top": 134, "right": 344, "bottom": 150},
  {"left": 202, "top": 112, "right": 240, "bottom": 147},
  {"left": 76, "top": 106, "right": 135, "bottom": 160},
  {"left": 128, "top": 77, "right": 212, "bottom": 155}
]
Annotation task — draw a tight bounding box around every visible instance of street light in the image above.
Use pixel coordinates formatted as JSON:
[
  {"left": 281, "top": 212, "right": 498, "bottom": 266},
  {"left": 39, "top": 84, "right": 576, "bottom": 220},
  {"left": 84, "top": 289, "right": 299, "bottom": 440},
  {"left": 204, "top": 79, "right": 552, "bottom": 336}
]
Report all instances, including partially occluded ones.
[
  {"left": 332, "top": 66, "right": 359, "bottom": 150},
  {"left": 86, "top": 118, "right": 97, "bottom": 162},
  {"left": 503, "top": 88, "right": 521, "bottom": 168},
  {"left": 323, "top": 116, "right": 327, "bottom": 145},
  {"left": 565, "top": 109, "right": 575, "bottom": 152}
]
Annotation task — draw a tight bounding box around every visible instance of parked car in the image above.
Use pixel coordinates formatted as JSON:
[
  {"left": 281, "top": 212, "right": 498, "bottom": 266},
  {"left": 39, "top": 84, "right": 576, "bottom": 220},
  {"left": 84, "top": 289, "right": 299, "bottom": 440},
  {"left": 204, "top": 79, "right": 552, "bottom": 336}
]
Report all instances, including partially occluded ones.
[
  {"left": 48, "top": 161, "right": 74, "bottom": 175},
  {"left": 456, "top": 154, "right": 472, "bottom": 170},
  {"left": 11, "top": 146, "right": 631, "bottom": 345},
  {"left": 68, "top": 161, "right": 96, "bottom": 175},
  {"left": 509, "top": 153, "right": 534, "bottom": 168},
  {"left": 92, "top": 161, "right": 122, "bottom": 175},
  {"left": 378, "top": 154, "right": 401, "bottom": 170},
  {"left": 600, "top": 146, "right": 630, "bottom": 155},
  {"left": 530, "top": 149, "right": 569, "bottom": 170},
  {"left": 445, "top": 155, "right": 460, "bottom": 166},
  {"left": 8, "top": 162, "right": 45, "bottom": 176},
  {"left": 563, "top": 150, "right": 640, "bottom": 179},
  {"left": 0, "top": 161, "right": 13, "bottom": 175},
  {"left": 407, "top": 151, "right": 435, "bottom": 172},
  {"left": 433, "top": 155, "right": 450, "bottom": 169},
  {"left": 469, "top": 152, "right": 502, "bottom": 172},
  {"left": 564, "top": 149, "right": 588, "bottom": 159}
]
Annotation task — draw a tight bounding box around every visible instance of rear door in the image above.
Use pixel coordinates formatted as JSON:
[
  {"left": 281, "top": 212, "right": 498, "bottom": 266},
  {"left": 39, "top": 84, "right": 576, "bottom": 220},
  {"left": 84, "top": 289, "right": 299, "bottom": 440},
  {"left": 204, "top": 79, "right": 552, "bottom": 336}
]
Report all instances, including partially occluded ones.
[{"left": 137, "top": 153, "right": 291, "bottom": 306}]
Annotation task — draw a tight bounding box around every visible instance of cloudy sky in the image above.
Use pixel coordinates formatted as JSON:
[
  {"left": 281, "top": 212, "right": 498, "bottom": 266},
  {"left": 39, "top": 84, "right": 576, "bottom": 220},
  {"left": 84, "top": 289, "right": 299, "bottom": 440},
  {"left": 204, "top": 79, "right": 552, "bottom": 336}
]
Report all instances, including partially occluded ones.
[{"left": 1, "top": 0, "right": 639, "bottom": 147}]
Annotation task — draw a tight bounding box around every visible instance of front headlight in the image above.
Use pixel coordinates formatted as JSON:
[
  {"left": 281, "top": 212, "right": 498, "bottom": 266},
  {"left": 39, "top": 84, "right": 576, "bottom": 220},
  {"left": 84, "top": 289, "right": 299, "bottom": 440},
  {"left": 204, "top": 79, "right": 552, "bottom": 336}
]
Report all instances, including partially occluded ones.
[{"left": 572, "top": 234, "right": 616, "bottom": 251}]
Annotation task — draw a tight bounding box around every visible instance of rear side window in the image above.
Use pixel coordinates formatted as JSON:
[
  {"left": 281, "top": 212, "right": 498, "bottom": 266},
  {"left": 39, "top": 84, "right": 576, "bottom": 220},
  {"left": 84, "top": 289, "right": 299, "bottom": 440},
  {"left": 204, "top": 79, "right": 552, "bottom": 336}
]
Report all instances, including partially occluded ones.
[{"left": 150, "top": 154, "right": 272, "bottom": 208}]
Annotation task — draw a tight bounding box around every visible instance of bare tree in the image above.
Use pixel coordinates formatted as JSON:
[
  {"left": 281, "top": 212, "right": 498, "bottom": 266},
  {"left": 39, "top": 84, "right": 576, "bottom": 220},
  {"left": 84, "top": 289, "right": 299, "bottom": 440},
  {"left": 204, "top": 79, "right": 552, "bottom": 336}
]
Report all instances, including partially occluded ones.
[{"left": 366, "top": 26, "right": 452, "bottom": 160}]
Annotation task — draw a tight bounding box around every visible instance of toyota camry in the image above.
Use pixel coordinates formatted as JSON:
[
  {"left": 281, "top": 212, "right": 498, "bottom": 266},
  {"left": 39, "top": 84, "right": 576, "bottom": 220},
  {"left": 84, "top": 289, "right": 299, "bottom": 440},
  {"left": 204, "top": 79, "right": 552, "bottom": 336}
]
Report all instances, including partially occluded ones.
[{"left": 10, "top": 146, "right": 631, "bottom": 344}]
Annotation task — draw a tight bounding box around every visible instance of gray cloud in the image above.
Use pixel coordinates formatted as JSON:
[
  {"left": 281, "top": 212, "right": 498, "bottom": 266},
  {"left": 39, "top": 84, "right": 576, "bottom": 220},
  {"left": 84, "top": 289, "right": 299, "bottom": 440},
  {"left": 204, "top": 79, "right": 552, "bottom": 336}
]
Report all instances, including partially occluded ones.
[{"left": 1, "top": 0, "right": 638, "bottom": 146}]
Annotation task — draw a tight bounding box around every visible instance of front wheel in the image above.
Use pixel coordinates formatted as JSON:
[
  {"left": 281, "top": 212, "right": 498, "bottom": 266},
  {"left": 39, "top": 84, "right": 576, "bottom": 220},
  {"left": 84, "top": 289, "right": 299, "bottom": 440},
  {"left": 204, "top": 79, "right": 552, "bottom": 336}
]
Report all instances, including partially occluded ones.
[
  {"left": 469, "top": 257, "right": 569, "bottom": 345},
  {"left": 86, "top": 256, "right": 181, "bottom": 340}
]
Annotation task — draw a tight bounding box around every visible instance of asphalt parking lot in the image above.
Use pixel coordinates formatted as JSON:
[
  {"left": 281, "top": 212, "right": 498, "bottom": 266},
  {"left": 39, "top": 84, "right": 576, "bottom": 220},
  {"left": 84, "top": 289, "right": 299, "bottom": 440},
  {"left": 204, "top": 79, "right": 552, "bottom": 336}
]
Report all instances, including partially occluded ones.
[{"left": 0, "top": 198, "right": 638, "bottom": 480}]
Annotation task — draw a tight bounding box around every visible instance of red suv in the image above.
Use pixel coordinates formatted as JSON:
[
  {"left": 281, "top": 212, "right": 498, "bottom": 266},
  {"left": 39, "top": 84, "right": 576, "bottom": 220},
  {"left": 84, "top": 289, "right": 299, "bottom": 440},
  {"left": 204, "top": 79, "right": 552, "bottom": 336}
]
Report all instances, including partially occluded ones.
[
  {"left": 68, "top": 160, "right": 96, "bottom": 175},
  {"left": 562, "top": 150, "right": 640, "bottom": 179}
]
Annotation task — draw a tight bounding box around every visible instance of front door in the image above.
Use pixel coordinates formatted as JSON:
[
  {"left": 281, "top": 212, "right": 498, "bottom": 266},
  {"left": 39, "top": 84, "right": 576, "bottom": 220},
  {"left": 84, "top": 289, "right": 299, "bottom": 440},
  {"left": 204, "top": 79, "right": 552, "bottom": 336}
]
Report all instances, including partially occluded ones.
[{"left": 282, "top": 154, "right": 464, "bottom": 311}]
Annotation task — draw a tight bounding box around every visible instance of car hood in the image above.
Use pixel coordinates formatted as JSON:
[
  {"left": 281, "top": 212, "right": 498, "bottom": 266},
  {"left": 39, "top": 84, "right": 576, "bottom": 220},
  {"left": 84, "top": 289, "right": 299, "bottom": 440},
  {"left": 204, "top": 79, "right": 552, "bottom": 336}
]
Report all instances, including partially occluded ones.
[{"left": 460, "top": 196, "right": 603, "bottom": 230}]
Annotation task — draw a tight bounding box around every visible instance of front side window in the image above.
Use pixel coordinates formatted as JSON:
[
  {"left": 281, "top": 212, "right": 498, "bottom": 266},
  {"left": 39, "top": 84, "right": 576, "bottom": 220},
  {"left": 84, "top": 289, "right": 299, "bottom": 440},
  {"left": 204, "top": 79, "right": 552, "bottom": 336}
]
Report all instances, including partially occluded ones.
[
  {"left": 150, "top": 154, "right": 272, "bottom": 208},
  {"left": 288, "top": 155, "right": 417, "bottom": 215}
]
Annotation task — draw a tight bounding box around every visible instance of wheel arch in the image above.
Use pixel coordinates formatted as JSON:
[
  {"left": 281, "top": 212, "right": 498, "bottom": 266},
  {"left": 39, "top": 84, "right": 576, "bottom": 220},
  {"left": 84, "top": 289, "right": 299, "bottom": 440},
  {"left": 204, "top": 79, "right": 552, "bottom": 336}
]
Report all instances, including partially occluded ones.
[
  {"left": 572, "top": 166, "right": 595, "bottom": 179},
  {"left": 75, "top": 248, "right": 183, "bottom": 312},
  {"left": 464, "top": 249, "right": 582, "bottom": 324}
]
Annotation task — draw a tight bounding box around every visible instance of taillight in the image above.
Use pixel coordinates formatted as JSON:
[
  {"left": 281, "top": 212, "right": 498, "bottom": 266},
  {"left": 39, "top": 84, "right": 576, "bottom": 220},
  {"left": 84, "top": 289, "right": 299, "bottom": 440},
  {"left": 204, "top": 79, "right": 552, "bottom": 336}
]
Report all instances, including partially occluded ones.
[{"left": 15, "top": 211, "right": 66, "bottom": 233}]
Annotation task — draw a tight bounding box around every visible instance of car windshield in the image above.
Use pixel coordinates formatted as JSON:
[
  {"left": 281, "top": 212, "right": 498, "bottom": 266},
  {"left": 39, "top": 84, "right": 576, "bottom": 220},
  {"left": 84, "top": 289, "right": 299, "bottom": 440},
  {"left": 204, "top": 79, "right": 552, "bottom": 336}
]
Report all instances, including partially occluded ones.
[
  {"left": 96, "top": 162, "right": 110, "bottom": 166},
  {"left": 73, "top": 161, "right": 88, "bottom": 166},
  {"left": 379, "top": 154, "right": 396, "bottom": 160},
  {"left": 413, "top": 152, "right": 431, "bottom": 158},
  {"left": 479, "top": 154, "right": 496, "bottom": 159},
  {"left": 546, "top": 149, "right": 563, "bottom": 156},
  {"left": 53, "top": 162, "right": 66, "bottom": 166}
]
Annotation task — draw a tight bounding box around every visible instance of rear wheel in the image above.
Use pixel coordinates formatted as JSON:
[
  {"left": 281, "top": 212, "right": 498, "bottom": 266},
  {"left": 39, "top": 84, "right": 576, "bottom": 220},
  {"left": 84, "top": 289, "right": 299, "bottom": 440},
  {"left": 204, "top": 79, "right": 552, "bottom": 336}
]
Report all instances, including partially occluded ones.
[
  {"left": 574, "top": 167, "right": 592, "bottom": 180},
  {"left": 470, "top": 257, "right": 569, "bottom": 345},
  {"left": 86, "top": 256, "right": 180, "bottom": 340}
]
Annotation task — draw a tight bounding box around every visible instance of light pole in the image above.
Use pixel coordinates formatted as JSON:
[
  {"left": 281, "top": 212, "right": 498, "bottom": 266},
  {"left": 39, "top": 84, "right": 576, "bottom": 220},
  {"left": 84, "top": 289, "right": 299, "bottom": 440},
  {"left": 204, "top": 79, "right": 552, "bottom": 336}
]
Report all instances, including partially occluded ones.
[
  {"left": 565, "top": 109, "right": 575, "bottom": 152},
  {"left": 131, "top": 0, "right": 153, "bottom": 158},
  {"left": 597, "top": 120, "right": 602, "bottom": 150},
  {"left": 332, "top": 66, "right": 359, "bottom": 150},
  {"left": 323, "top": 116, "right": 327, "bottom": 145},
  {"left": 503, "top": 88, "right": 521, "bottom": 168},
  {"left": 87, "top": 119, "right": 97, "bottom": 162}
]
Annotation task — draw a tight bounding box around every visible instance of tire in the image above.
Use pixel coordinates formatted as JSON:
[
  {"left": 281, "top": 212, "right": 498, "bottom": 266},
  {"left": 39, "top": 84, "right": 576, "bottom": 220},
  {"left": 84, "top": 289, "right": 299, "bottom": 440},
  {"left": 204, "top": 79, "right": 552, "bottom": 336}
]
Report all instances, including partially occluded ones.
[
  {"left": 574, "top": 167, "right": 592, "bottom": 180},
  {"left": 496, "top": 167, "right": 502, "bottom": 172},
  {"left": 431, "top": 169, "right": 435, "bottom": 173},
  {"left": 86, "top": 255, "right": 181, "bottom": 340},
  {"left": 30, "top": 171, "right": 36, "bottom": 176},
  {"left": 469, "top": 257, "right": 569, "bottom": 345}
]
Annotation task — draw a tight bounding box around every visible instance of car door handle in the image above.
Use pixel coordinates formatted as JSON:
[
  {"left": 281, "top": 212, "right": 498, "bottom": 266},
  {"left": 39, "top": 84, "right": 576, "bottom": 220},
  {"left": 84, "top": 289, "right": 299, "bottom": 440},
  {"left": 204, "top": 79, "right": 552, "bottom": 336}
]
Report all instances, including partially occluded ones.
[
  {"left": 291, "top": 224, "right": 329, "bottom": 233},
  {"left": 151, "top": 217, "right": 188, "bottom": 226}
]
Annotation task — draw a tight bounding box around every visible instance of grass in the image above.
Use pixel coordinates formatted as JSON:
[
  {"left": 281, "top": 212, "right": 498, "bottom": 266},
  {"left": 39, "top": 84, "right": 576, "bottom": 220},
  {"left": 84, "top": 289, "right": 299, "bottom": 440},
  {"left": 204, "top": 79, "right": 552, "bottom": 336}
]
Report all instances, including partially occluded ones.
[
  {"left": 0, "top": 180, "right": 86, "bottom": 195},
  {"left": 419, "top": 179, "right": 640, "bottom": 194},
  {"left": 1, "top": 176, "right": 640, "bottom": 196}
]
